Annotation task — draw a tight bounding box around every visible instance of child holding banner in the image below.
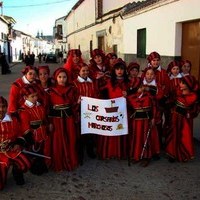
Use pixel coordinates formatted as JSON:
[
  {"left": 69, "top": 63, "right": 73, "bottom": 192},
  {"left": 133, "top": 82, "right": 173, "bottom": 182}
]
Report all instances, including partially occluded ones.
[
  {"left": 73, "top": 63, "right": 99, "bottom": 164},
  {"left": 48, "top": 67, "right": 79, "bottom": 171},
  {"left": 97, "top": 58, "right": 129, "bottom": 160}
]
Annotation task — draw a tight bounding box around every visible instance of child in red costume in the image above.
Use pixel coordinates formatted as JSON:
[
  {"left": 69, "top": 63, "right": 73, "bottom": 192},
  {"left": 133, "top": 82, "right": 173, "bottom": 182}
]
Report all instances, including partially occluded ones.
[
  {"left": 127, "top": 78, "right": 158, "bottom": 167},
  {"left": 8, "top": 66, "right": 37, "bottom": 115},
  {"left": 19, "top": 84, "right": 49, "bottom": 175},
  {"left": 0, "top": 96, "right": 31, "bottom": 190},
  {"left": 97, "top": 59, "right": 129, "bottom": 160},
  {"left": 73, "top": 63, "right": 99, "bottom": 164},
  {"left": 48, "top": 67, "right": 79, "bottom": 171},
  {"left": 143, "top": 51, "right": 170, "bottom": 149},
  {"left": 89, "top": 49, "right": 111, "bottom": 98},
  {"left": 165, "top": 75, "right": 199, "bottom": 162}
]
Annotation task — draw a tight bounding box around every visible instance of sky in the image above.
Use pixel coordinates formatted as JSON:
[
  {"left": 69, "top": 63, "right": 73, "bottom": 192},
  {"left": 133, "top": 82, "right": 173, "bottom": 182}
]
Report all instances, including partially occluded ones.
[{"left": 1, "top": 0, "right": 78, "bottom": 36}]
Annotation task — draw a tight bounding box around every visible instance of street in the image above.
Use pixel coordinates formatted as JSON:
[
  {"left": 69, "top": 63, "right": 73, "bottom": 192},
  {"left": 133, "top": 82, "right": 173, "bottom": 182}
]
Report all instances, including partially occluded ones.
[{"left": 0, "top": 61, "right": 200, "bottom": 200}]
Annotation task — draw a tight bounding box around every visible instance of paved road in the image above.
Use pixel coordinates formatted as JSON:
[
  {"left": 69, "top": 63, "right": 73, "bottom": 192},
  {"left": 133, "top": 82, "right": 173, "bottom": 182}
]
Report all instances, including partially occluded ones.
[{"left": 0, "top": 61, "right": 200, "bottom": 200}]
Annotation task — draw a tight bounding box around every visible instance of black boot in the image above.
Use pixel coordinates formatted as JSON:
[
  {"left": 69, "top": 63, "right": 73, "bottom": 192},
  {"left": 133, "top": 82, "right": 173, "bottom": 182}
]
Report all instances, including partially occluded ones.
[
  {"left": 30, "top": 158, "right": 48, "bottom": 175},
  {"left": 85, "top": 135, "right": 96, "bottom": 159},
  {"left": 12, "top": 165, "right": 25, "bottom": 185}
]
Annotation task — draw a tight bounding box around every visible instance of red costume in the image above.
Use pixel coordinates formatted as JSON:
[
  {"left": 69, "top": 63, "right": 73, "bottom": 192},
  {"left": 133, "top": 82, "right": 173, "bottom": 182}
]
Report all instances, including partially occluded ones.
[
  {"left": 48, "top": 68, "right": 79, "bottom": 171},
  {"left": 19, "top": 84, "right": 49, "bottom": 175},
  {"left": 73, "top": 75, "right": 99, "bottom": 163},
  {"left": 0, "top": 95, "right": 31, "bottom": 190},
  {"left": 89, "top": 49, "right": 111, "bottom": 98},
  {"left": 127, "top": 87, "right": 159, "bottom": 162},
  {"left": 97, "top": 59, "right": 129, "bottom": 160},
  {"left": 8, "top": 66, "right": 37, "bottom": 114},
  {"left": 64, "top": 49, "right": 84, "bottom": 82},
  {"left": 165, "top": 75, "right": 198, "bottom": 162}
]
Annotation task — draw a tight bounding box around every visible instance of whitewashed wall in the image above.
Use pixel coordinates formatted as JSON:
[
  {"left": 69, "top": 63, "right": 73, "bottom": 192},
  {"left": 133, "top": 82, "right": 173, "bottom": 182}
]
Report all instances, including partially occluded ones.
[
  {"left": 0, "top": 19, "right": 9, "bottom": 54},
  {"left": 123, "top": 0, "right": 200, "bottom": 56},
  {"left": 103, "top": 0, "right": 131, "bottom": 13}
]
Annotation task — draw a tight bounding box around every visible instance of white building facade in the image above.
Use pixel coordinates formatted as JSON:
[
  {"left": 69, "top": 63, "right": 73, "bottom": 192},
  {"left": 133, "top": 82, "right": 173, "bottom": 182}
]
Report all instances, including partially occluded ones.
[{"left": 62, "top": 0, "right": 200, "bottom": 80}]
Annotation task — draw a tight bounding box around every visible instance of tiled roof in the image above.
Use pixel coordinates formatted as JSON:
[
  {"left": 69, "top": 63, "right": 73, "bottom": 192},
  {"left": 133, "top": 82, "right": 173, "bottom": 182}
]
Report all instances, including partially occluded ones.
[{"left": 122, "top": 0, "right": 161, "bottom": 15}]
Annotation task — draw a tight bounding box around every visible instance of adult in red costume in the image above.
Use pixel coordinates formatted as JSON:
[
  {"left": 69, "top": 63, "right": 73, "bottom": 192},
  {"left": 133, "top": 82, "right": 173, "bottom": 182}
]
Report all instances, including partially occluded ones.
[
  {"left": 165, "top": 75, "right": 198, "bottom": 162},
  {"left": 0, "top": 96, "right": 31, "bottom": 190},
  {"left": 8, "top": 66, "right": 37, "bottom": 115},
  {"left": 48, "top": 67, "right": 79, "bottom": 171},
  {"left": 63, "top": 49, "right": 84, "bottom": 83},
  {"left": 97, "top": 59, "right": 129, "bottom": 160}
]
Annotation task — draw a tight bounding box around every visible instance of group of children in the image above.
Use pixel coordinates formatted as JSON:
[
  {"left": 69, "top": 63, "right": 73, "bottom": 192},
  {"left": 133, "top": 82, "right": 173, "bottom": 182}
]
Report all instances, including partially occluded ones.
[{"left": 0, "top": 49, "right": 199, "bottom": 190}]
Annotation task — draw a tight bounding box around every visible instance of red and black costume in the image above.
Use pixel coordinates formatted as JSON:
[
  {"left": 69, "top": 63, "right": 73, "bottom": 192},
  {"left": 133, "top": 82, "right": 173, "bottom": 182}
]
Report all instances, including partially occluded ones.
[
  {"left": 97, "top": 59, "right": 129, "bottom": 160},
  {"left": 73, "top": 74, "right": 99, "bottom": 163},
  {"left": 19, "top": 85, "right": 49, "bottom": 175},
  {"left": 48, "top": 68, "right": 79, "bottom": 171},
  {"left": 165, "top": 75, "right": 198, "bottom": 162},
  {"left": 8, "top": 66, "right": 37, "bottom": 115},
  {"left": 127, "top": 79, "right": 159, "bottom": 165},
  {"left": 0, "top": 97, "right": 31, "bottom": 190}
]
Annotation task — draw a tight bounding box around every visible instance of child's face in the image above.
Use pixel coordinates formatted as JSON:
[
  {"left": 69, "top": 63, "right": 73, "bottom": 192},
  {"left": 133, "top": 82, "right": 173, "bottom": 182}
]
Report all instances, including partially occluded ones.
[
  {"left": 39, "top": 69, "right": 49, "bottom": 83},
  {"left": 109, "top": 57, "right": 117, "bottom": 66},
  {"left": 56, "top": 72, "right": 67, "bottom": 86},
  {"left": 25, "top": 69, "right": 37, "bottom": 82},
  {"left": 79, "top": 66, "right": 89, "bottom": 79},
  {"left": 25, "top": 92, "right": 38, "bottom": 104},
  {"left": 179, "top": 81, "right": 188, "bottom": 90},
  {"left": 94, "top": 55, "right": 103, "bottom": 65},
  {"left": 0, "top": 103, "right": 7, "bottom": 120},
  {"left": 150, "top": 58, "right": 160, "bottom": 68},
  {"left": 171, "top": 66, "right": 180, "bottom": 76},
  {"left": 145, "top": 69, "right": 155, "bottom": 83},
  {"left": 129, "top": 68, "right": 139, "bottom": 78},
  {"left": 181, "top": 63, "right": 190, "bottom": 74},
  {"left": 115, "top": 68, "right": 124, "bottom": 77},
  {"left": 72, "top": 54, "right": 80, "bottom": 64}
]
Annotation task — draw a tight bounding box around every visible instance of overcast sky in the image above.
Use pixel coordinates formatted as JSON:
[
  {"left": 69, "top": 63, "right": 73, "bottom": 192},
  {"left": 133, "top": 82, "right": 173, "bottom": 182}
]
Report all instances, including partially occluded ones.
[{"left": 1, "top": 0, "right": 78, "bottom": 36}]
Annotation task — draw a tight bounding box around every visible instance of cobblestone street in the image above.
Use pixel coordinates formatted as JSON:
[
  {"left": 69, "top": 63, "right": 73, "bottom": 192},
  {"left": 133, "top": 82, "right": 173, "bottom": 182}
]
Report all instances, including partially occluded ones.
[{"left": 0, "top": 62, "right": 200, "bottom": 200}]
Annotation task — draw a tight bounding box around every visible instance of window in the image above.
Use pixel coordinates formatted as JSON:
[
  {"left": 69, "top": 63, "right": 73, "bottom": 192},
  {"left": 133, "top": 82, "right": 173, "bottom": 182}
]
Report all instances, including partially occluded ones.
[
  {"left": 96, "top": 0, "right": 103, "bottom": 18},
  {"left": 98, "top": 36, "right": 105, "bottom": 51},
  {"left": 113, "top": 45, "right": 118, "bottom": 55},
  {"left": 137, "top": 28, "right": 146, "bottom": 58},
  {"left": 90, "top": 40, "right": 93, "bottom": 52}
]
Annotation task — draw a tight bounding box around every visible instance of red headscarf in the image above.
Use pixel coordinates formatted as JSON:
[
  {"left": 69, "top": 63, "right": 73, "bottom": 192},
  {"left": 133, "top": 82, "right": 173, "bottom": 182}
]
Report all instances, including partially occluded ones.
[
  {"left": 167, "top": 60, "right": 180, "bottom": 74},
  {"left": 90, "top": 49, "right": 105, "bottom": 60},
  {"left": 182, "top": 75, "right": 198, "bottom": 91},
  {"left": 21, "top": 66, "right": 36, "bottom": 75},
  {"left": 20, "top": 84, "right": 38, "bottom": 97},
  {"left": 53, "top": 67, "right": 68, "bottom": 84},
  {"left": 37, "top": 65, "right": 50, "bottom": 74},
  {"left": 127, "top": 62, "right": 140, "bottom": 74},
  {"left": 147, "top": 51, "right": 160, "bottom": 63}
]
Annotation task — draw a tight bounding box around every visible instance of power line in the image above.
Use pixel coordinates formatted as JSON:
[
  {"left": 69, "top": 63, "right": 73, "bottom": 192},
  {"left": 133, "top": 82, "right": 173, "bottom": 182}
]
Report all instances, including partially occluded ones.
[{"left": 4, "top": 0, "right": 72, "bottom": 8}]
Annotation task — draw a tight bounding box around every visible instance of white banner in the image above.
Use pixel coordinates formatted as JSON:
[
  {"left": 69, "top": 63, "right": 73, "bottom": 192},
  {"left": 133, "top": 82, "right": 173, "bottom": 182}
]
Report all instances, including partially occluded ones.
[{"left": 81, "top": 97, "right": 128, "bottom": 136}]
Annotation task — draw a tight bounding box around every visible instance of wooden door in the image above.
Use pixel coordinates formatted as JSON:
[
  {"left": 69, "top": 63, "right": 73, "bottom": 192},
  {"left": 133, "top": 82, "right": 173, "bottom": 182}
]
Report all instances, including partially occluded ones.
[{"left": 182, "top": 20, "right": 200, "bottom": 82}]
